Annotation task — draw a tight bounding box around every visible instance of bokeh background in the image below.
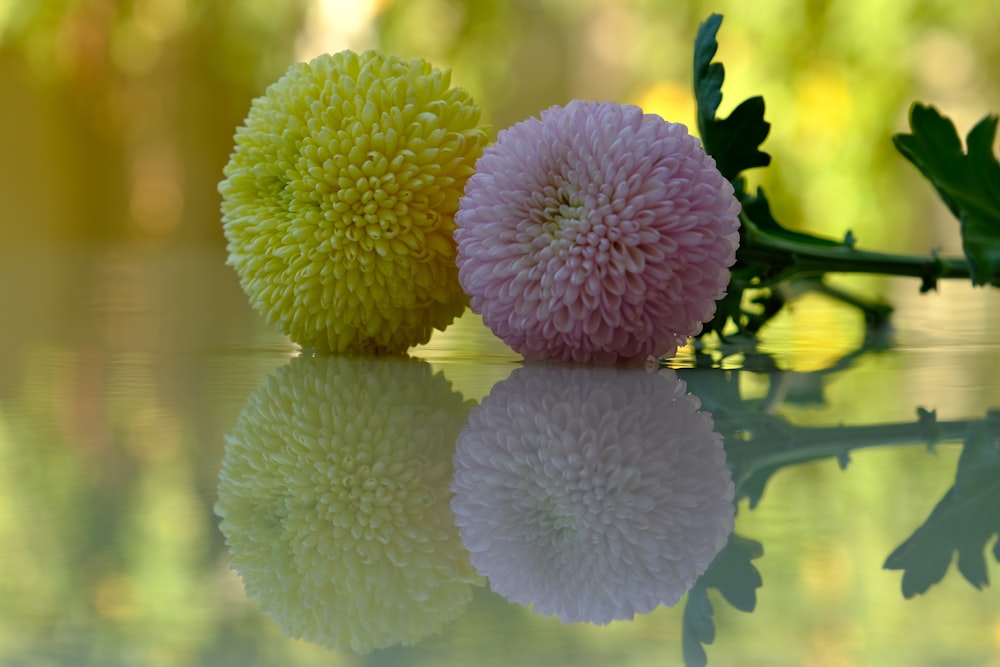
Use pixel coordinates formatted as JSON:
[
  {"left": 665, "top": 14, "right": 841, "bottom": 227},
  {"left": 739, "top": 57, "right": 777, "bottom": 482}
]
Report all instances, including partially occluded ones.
[
  {"left": 1, "top": 2, "right": 1000, "bottom": 666},
  {"left": 3, "top": 0, "right": 999, "bottom": 249}
]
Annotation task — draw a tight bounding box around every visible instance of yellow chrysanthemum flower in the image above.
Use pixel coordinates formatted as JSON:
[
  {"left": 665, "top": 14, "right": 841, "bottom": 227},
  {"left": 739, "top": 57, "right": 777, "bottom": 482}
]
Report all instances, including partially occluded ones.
[
  {"left": 220, "top": 50, "right": 490, "bottom": 353},
  {"left": 214, "top": 354, "right": 479, "bottom": 653}
]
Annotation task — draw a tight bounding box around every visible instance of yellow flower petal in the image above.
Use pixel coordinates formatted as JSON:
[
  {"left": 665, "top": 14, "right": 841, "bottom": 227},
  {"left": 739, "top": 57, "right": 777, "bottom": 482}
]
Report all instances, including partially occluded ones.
[{"left": 220, "top": 50, "right": 490, "bottom": 353}]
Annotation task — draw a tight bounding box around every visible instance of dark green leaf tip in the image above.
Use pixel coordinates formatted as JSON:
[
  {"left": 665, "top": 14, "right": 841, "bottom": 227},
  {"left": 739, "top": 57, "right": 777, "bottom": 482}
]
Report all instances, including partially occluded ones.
[
  {"left": 692, "top": 13, "right": 771, "bottom": 181},
  {"left": 694, "top": 13, "right": 725, "bottom": 135}
]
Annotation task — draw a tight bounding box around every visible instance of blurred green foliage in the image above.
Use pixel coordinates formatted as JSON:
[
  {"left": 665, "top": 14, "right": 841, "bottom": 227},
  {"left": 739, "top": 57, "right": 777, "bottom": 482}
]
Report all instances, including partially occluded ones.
[{"left": 1, "top": 0, "right": 998, "bottom": 249}]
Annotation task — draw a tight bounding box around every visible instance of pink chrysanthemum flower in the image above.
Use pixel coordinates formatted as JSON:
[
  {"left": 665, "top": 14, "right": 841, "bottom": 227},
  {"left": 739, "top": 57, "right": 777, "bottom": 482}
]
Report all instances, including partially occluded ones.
[
  {"left": 455, "top": 100, "right": 741, "bottom": 363},
  {"left": 450, "top": 365, "right": 735, "bottom": 624}
]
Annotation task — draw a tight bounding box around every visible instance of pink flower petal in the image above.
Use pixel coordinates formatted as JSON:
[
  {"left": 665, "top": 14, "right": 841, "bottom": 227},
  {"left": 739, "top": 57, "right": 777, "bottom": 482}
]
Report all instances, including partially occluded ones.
[{"left": 455, "top": 100, "right": 741, "bottom": 362}]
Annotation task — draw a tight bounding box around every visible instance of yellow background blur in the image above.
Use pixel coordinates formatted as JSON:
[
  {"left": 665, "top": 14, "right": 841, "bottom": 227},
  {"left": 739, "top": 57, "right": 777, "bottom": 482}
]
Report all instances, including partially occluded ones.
[{"left": 3, "top": 0, "right": 999, "bottom": 251}]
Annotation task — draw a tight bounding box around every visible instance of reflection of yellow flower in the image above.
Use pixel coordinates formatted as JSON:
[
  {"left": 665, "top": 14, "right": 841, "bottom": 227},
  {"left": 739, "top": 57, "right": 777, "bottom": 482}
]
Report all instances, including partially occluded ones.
[
  {"left": 220, "top": 50, "right": 490, "bottom": 353},
  {"left": 451, "top": 365, "right": 734, "bottom": 624},
  {"left": 215, "top": 354, "right": 477, "bottom": 653}
]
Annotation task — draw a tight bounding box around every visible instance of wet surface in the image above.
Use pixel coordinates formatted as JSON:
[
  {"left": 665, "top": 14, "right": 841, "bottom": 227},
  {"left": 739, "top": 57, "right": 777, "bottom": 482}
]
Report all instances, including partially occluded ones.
[{"left": 1, "top": 246, "right": 998, "bottom": 666}]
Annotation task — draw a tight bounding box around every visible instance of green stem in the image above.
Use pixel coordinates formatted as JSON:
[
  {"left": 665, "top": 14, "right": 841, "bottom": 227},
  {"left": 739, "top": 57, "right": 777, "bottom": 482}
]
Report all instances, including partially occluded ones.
[{"left": 741, "top": 223, "right": 974, "bottom": 290}]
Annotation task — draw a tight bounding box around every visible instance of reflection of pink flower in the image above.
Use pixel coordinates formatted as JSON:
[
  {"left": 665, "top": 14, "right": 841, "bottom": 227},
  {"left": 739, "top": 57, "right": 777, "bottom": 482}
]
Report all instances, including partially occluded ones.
[
  {"left": 454, "top": 100, "right": 740, "bottom": 363},
  {"left": 450, "top": 365, "right": 734, "bottom": 624}
]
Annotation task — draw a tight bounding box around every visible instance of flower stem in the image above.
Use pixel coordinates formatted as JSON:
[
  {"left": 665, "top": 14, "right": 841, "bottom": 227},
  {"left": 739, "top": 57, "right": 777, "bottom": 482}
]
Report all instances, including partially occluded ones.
[{"left": 740, "top": 222, "right": 977, "bottom": 292}]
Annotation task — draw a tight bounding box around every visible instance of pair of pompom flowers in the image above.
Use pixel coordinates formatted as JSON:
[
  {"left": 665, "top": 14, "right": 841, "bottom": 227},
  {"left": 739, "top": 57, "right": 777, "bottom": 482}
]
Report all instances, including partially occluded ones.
[{"left": 221, "top": 50, "right": 741, "bottom": 363}]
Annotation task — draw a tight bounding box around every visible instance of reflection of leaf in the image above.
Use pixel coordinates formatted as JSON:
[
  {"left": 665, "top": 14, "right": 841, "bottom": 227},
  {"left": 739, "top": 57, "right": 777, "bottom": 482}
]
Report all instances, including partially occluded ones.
[
  {"left": 676, "top": 368, "right": 745, "bottom": 415},
  {"left": 884, "top": 418, "right": 1000, "bottom": 597},
  {"left": 693, "top": 14, "right": 771, "bottom": 180},
  {"left": 682, "top": 533, "right": 764, "bottom": 667},
  {"left": 894, "top": 104, "right": 1000, "bottom": 285},
  {"left": 699, "top": 534, "right": 764, "bottom": 612},
  {"left": 682, "top": 586, "right": 714, "bottom": 667}
]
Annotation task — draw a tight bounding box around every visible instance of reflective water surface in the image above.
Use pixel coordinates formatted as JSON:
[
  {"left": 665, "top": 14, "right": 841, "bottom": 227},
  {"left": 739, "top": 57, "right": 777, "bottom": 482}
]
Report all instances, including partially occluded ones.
[{"left": 1, "top": 245, "right": 999, "bottom": 666}]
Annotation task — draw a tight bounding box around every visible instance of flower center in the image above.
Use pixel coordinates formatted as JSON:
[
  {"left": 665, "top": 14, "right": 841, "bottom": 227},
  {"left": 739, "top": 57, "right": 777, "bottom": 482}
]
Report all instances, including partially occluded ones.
[{"left": 531, "top": 187, "right": 632, "bottom": 278}]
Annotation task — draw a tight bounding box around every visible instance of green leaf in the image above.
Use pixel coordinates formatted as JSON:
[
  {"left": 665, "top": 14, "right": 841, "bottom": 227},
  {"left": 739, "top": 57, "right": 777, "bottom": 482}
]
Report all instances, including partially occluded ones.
[
  {"left": 693, "top": 14, "right": 771, "bottom": 180},
  {"left": 693, "top": 14, "right": 724, "bottom": 131},
  {"left": 893, "top": 104, "right": 1000, "bottom": 285}
]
